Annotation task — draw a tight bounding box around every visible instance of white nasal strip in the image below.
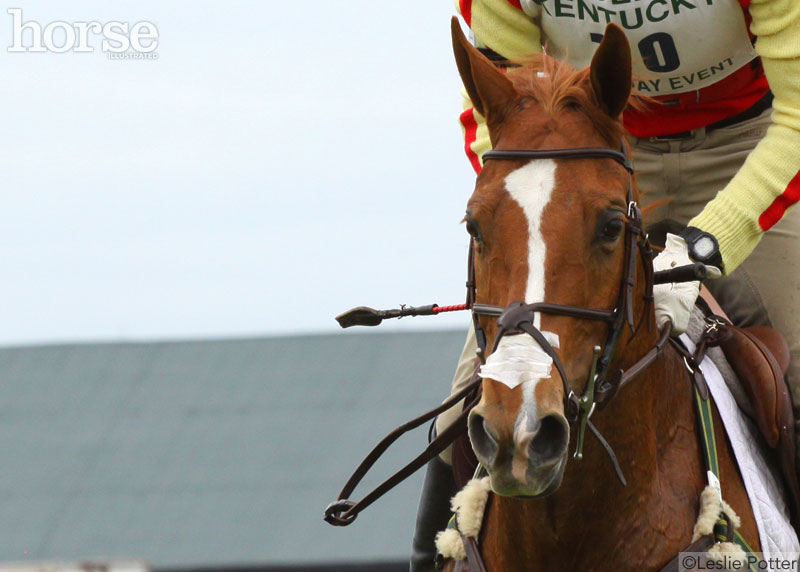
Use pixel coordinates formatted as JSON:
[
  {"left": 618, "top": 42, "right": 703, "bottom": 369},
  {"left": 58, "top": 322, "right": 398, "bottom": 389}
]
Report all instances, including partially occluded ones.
[{"left": 478, "top": 332, "right": 560, "bottom": 390}]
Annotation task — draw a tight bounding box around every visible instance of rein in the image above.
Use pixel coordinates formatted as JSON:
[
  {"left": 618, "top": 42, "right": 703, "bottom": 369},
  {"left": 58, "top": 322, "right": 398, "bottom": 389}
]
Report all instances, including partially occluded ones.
[{"left": 324, "top": 371, "right": 482, "bottom": 526}]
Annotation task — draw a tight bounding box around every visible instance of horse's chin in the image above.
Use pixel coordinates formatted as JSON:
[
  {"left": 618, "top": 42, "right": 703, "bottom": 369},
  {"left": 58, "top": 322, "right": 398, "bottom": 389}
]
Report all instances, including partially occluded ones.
[{"left": 487, "top": 452, "right": 568, "bottom": 498}]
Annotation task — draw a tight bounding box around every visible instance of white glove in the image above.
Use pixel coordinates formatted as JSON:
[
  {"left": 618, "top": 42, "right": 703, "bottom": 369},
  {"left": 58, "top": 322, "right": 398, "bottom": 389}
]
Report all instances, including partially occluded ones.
[{"left": 653, "top": 233, "right": 721, "bottom": 335}]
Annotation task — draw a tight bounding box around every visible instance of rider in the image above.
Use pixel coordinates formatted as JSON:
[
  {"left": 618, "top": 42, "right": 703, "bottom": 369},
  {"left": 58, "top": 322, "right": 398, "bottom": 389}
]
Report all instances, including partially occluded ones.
[{"left": 411, "top": 1, "right": 800, "bottom": 569}]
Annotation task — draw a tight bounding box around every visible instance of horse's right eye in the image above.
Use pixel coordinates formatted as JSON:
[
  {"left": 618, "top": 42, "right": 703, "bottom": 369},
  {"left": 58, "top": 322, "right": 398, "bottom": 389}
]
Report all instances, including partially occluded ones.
[{"left": 465, "top": 217, "right": 483, "bottom": 243}]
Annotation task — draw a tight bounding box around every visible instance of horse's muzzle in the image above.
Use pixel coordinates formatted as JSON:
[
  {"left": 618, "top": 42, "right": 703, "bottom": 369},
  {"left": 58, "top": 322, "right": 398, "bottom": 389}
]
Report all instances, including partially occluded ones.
[{"left": 469, "top": 407, "right": 570, "bottom": 497}]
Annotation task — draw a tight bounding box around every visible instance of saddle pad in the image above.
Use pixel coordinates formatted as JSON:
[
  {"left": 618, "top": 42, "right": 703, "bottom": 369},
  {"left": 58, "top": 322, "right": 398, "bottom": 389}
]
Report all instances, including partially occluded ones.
[{"left": 680, "top": 333, "right": 800, "bottom": 562}]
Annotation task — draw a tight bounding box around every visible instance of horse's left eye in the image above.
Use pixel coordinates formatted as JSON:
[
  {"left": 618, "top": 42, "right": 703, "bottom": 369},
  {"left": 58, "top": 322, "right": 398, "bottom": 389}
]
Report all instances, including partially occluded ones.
[{"left": 600, "top": 218, "right": 624, "bottom": 242}]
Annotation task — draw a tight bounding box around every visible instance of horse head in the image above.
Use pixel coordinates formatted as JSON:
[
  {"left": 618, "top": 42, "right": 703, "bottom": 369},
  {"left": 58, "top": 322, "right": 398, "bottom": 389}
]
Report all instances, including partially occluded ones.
[{"left": 452, "top": 19, "right": 641, "bottom": 497}]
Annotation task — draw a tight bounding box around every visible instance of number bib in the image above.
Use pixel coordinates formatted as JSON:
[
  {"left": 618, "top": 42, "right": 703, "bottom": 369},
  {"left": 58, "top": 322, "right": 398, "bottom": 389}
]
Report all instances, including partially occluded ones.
[{"left": 519, "top": 0, "right": 757, "bottom": 96}]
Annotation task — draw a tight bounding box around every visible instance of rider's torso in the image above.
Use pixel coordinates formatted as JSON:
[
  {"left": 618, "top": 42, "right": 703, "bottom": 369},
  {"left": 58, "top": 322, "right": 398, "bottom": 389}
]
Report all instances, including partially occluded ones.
[{"left": 519, "top": 0, "right": 757, "bottom": 97}]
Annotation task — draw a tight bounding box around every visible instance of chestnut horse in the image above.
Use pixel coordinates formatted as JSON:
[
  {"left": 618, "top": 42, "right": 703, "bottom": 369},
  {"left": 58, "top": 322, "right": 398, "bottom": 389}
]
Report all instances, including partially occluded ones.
[{"left": 447, "top": 20, "right": 759, "bottom": 571}]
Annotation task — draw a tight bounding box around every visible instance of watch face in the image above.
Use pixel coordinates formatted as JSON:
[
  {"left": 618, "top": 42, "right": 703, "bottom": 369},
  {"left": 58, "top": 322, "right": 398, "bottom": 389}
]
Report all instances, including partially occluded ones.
[{"left": 694, "top": 236, "right": 715, "bottom": 259}]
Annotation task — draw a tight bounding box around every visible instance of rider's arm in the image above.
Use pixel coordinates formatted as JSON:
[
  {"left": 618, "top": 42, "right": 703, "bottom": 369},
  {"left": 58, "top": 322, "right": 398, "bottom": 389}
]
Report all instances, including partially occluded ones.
[
  {"left": 456, "top": 1, "right": 800, "bottom": 273},
  {"left": 454, "top": 0, "right": 542, "bottom": 173},
  {"left": 683, "top": 0, "right": 800, "bottom": 273}
]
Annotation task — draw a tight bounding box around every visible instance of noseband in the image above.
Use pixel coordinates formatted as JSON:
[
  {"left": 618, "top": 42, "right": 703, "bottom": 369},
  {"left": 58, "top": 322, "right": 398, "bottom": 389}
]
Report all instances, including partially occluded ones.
[{"left": 469, "top": 144, "right": 658, "bottom": 478}]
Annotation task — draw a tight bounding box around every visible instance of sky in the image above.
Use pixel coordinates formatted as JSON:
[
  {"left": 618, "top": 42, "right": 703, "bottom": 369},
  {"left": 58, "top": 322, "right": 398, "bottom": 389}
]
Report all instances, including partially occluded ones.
[{"left": 0, "top": 1, "right": 478, "bottom": 345}]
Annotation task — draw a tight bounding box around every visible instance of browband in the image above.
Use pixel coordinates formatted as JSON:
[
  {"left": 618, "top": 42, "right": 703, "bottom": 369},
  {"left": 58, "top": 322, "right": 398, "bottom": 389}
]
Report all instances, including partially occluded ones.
[{"left": 482, "top": 147, "right": 634, "bottom": 174}]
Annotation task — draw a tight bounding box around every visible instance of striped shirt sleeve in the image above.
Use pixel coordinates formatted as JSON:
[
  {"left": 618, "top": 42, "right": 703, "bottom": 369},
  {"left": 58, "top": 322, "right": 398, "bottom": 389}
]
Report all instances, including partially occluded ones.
[
  {"left": 454, "top": 0, "right": 542, "bottom": 173},
  {"left": 689, "top": 0, "right": 800, "bottom": 272}
]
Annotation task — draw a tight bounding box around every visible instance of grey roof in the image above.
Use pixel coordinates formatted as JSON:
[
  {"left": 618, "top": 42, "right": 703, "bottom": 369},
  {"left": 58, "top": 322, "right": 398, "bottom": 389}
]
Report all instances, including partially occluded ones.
[{"left": 0, "top": 329, "right": 467, "bottom": 568}]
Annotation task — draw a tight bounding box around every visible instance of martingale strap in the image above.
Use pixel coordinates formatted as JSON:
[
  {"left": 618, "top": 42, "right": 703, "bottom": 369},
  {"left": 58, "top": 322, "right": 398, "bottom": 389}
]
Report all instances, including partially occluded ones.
[
  {"left": 669, "top": 335, "right": 760, "bottom": 570},
  {"left": 692, "top": 386, "right": 760, "bottom": 568}
]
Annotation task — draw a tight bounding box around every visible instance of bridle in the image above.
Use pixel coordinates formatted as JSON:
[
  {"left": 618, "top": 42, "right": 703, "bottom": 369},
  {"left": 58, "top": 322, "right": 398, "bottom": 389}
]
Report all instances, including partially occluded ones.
[
  {"left": 469, "top": 143, "right": 663, "bottom": 477},
  {"left": 324, "top": 141, "right": 689, "bottom": 526}
]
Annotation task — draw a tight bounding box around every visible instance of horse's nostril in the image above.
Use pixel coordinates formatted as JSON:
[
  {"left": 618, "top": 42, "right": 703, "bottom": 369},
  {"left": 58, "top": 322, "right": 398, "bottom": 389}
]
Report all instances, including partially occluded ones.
[
  {"left": 468, "top": 411, "right": 499, "bottom": 465},
  {"left": 529, "top": 415, "right": 569, "bottom": 462}
]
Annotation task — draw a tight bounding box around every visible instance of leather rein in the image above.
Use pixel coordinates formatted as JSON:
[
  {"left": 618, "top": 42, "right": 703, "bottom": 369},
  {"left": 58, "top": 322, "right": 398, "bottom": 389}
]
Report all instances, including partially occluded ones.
[{"left": 325, "top": 143, "right": 692, "bottom": 527}]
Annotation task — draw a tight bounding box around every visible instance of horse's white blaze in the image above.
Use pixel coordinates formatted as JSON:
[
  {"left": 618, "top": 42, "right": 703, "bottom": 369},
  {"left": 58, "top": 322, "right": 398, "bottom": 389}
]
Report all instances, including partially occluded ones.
[
  {"left": 504, "top": 159, "right": 557, "bottom": 326},
  {"left": 506, "top": 159, "right": 559, "bottom": 440},
  {"left": 514, "top": 379, "right": 538, "bottom": 458}
]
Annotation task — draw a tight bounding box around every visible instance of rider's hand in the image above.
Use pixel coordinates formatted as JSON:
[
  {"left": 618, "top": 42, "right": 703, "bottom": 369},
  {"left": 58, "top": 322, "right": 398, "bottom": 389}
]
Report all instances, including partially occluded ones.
[{"left": 653, "top": 233, "right": 721, "bottom": 335}]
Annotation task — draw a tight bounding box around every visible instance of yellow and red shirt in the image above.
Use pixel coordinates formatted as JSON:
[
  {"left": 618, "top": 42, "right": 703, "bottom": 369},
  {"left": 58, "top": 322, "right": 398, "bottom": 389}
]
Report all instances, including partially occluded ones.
[{"left": 455, "top": 0, "right": 800, "bottom": 272}]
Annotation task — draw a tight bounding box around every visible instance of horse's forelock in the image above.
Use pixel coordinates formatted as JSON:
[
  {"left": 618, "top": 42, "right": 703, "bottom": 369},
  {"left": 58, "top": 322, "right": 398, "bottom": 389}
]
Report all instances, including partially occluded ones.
[{"left": 505, "top": 56, "right": 634, "bottom": 148}]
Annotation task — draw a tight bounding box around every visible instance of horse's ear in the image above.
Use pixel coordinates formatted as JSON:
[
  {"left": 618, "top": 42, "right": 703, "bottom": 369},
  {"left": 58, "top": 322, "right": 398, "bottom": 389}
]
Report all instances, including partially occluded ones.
[
  {"left": 589, "top": 24, "right": 632, "bottom": 118},
  {"left": 451, "top": 16, "right": 517, "bottom": 129}
]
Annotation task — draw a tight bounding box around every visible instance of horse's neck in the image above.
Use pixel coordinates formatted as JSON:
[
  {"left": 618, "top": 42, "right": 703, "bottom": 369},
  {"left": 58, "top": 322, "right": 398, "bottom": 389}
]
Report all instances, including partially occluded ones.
[{"left": 483, "top": 344, "right": 702, "bottom": 570}]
